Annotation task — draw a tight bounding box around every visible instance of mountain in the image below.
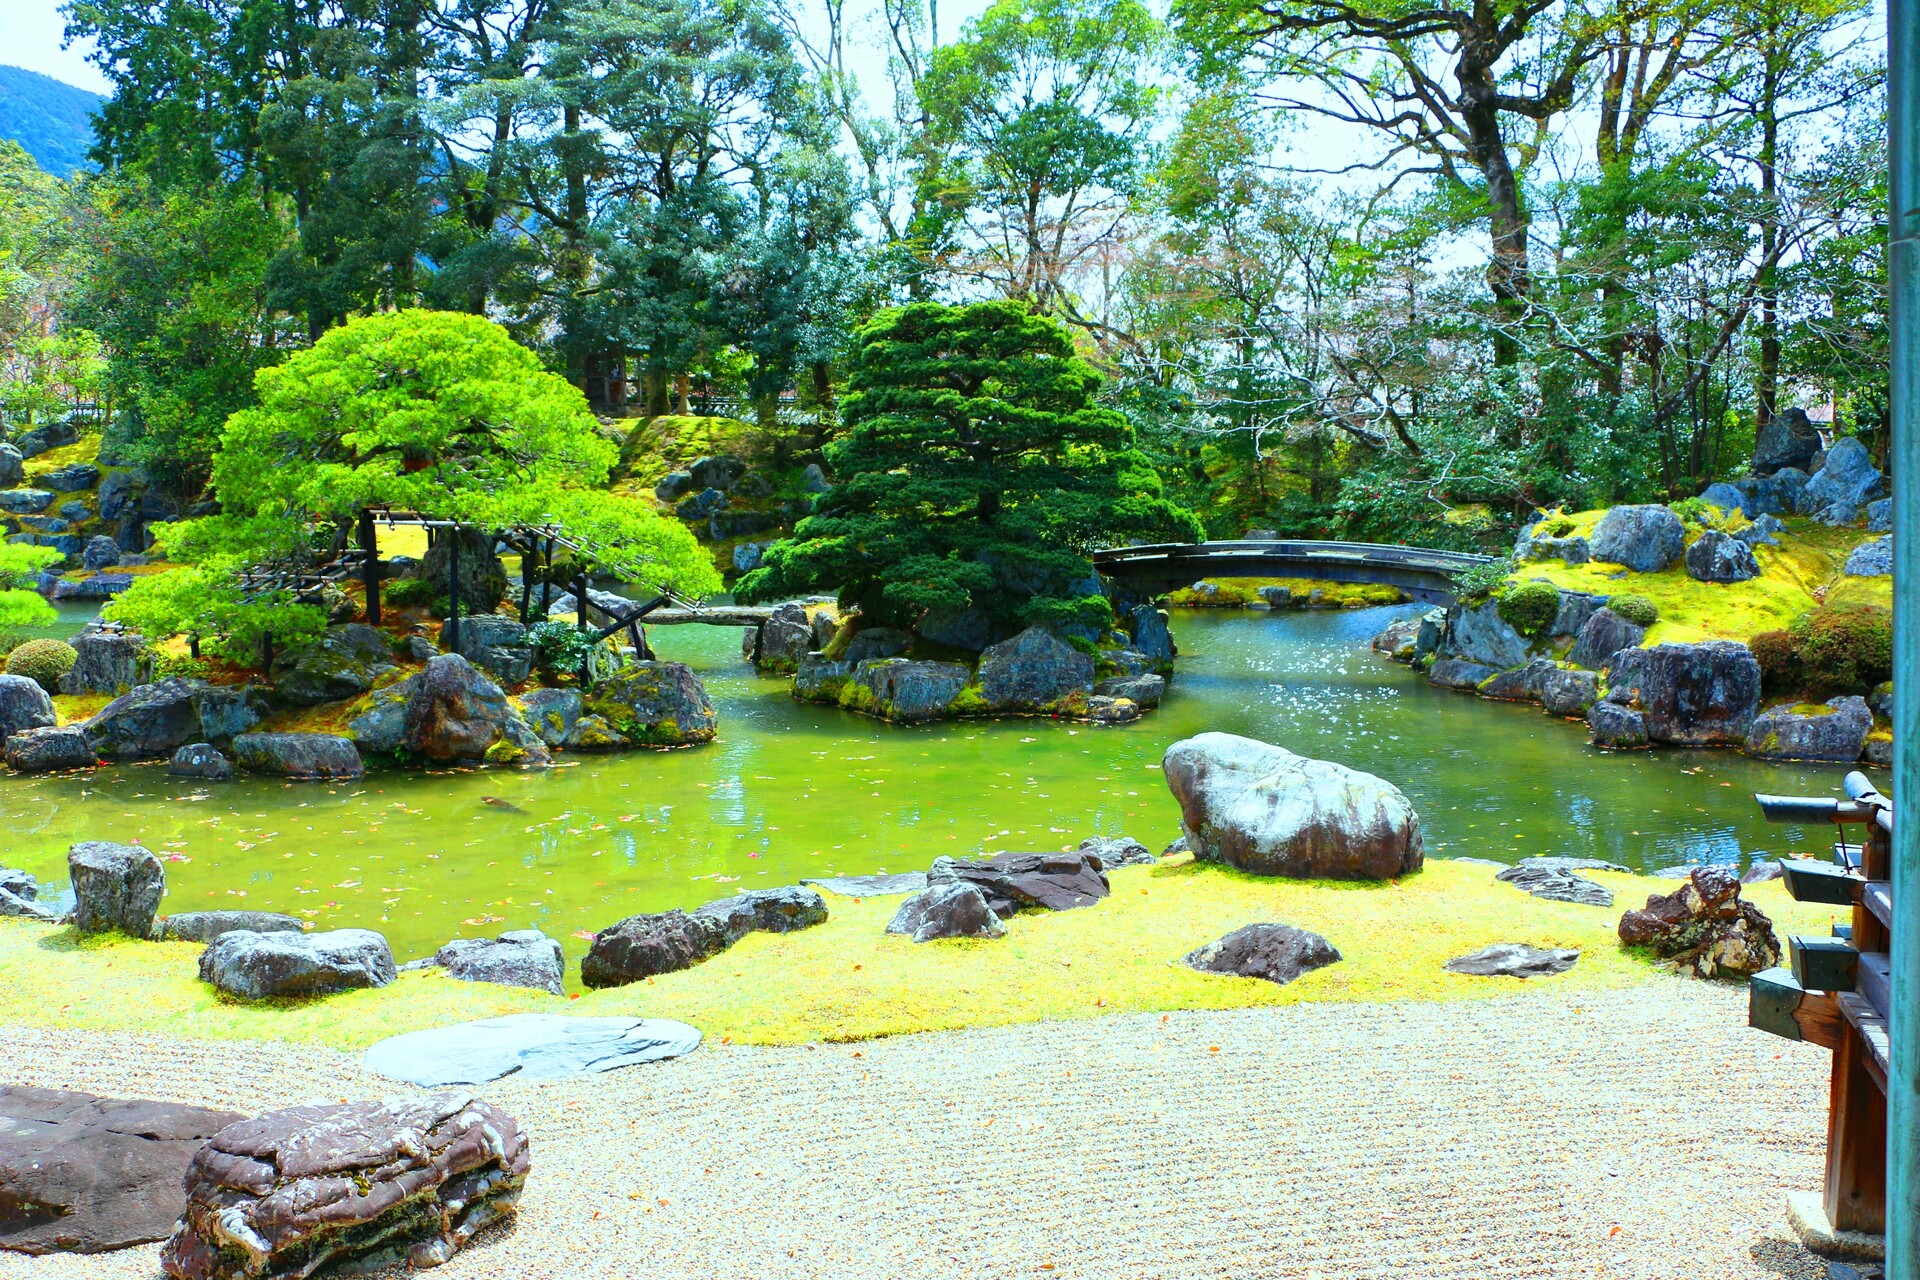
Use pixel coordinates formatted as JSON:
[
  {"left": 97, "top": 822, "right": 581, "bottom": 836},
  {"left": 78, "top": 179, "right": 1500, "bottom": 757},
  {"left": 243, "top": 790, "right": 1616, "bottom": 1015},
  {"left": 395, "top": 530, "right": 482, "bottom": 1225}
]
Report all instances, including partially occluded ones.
[{"left": 0, "top": 65, "right": 103, "bottom": 177}]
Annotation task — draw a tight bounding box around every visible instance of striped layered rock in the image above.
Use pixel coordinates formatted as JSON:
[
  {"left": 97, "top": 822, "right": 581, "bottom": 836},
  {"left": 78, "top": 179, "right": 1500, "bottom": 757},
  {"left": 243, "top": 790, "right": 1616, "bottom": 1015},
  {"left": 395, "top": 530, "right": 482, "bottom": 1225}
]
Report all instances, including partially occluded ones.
[{"left": 160, "top": 1093, "right": 528, "bottom": 1279}]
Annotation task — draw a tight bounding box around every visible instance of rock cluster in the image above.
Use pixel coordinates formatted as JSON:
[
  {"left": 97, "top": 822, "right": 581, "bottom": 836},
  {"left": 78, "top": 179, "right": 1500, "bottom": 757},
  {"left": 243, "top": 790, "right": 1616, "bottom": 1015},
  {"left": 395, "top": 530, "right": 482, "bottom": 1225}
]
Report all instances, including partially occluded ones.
[
  {"left": 1617, "top": 865, "right": 1780, "bottom": 978},
  {"left": 160, "top": 1093, "right": 529, "bottom": 1280},
  {"left": 348, "top": 653, "right": 552, "bottom": 765},
  {"left": 1597, "top": 641, "right": 1760, "bottom": 746}
]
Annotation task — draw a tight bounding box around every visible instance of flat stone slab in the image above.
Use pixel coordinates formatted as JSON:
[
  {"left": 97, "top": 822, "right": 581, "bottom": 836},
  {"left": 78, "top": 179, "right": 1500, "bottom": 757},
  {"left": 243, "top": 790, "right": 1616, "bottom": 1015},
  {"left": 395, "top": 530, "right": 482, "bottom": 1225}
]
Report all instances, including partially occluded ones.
[
  {"left": 364, "top": 1013, "right": 702, "bottom": 1086},
  {"left": 1443, "top": 943, "right": 1580, "bottom": 979},
  {"left": 801, "top": 872, "right": 929, "bottom": 898}
]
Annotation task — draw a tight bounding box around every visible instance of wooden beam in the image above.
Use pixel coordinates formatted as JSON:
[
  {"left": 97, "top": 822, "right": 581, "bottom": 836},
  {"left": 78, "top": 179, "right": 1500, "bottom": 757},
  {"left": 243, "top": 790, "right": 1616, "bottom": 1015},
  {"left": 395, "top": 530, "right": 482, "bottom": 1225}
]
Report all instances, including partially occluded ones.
[{"left": 1750, "top": 967, "right": 1848, "bottom": 1049}]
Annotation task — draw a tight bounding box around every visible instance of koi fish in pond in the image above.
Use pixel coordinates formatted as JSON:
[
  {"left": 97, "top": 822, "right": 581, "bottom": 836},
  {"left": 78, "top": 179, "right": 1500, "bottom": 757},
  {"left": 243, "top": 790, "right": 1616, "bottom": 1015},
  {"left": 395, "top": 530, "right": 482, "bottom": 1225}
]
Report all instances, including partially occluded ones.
[{"left": 480, "top": 796, "right": 525, "bottom": 813}]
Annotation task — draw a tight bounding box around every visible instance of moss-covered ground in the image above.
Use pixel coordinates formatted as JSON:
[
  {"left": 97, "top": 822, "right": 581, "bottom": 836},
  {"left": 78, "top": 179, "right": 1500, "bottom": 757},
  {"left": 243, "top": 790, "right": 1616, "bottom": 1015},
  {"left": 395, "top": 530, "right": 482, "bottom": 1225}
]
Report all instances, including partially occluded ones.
[
  {"left": 0, "top": 857, "right": 1837, "bottom": 1051},
  {"left": 1509, "top": 509, "right": 1888, "bottom": 646},
  {"left": 1167, "top": 577, "right": 1408, "bottom": 608}
]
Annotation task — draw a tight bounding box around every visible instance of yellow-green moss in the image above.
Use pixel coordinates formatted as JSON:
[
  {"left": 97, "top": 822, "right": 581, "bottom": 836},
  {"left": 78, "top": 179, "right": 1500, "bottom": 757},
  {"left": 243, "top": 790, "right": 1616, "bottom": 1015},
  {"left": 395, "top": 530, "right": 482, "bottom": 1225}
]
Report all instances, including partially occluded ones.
[
  {"left": 22, "top": 433, "right": 104, "bottom": 474},
  {"left": 51, "top": 692, "right": 112, "bottom": 724},
  {"left": 836, "top": 680, "right": 877, "bottom": 713},
  {"left": 948, "top": 684, "right": 990, "bottom": 715},
  {"left": 0, "top": 859, "right": 1842, "bottom": 1050},
  {"left": 1168, "top": 577, "right": 1407, "bottom": 608}
]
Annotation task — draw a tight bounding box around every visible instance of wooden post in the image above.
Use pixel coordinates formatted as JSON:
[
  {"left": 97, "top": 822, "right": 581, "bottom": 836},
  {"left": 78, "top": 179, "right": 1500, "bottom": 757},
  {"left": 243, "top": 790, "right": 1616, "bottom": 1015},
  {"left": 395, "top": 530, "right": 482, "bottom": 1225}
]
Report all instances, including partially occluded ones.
[
  {"left": 1830, "top": 1027, "right": 1891, "bottom": 1233},
  {"left": 518, "top": 534, "right": 534, "bottom": 625},
  {"left": 358, "top": 509, "right": 381, "bottom": 626},
  {"left": 576, "top": 570, "right": 591, "bottom": 685},
  {"left": 447, "top": 524, "right": 462, "bottom": 652}
]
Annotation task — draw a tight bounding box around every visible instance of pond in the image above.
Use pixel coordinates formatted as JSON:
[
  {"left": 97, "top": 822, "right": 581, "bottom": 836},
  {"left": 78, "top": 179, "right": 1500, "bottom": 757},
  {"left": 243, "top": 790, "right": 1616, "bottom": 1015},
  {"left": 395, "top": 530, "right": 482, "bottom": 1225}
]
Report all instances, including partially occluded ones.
[{"left": 1, "top": 604, "right": 1850, "bottom": 974}]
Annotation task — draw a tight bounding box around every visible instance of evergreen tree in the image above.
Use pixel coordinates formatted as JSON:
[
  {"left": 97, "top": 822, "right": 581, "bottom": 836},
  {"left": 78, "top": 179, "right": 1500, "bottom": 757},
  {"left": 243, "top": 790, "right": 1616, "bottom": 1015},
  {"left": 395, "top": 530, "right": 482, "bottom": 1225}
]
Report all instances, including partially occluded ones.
[{"left": 739, "top": 300, "right": 1201, "bottom": 637}]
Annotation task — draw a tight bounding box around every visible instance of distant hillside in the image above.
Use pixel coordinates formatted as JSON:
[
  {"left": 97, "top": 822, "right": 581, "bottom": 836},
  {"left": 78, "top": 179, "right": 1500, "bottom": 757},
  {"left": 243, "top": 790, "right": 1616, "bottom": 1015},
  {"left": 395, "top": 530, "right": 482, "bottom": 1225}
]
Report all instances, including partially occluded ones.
[{"left": 0, "top": 65, "right": 103, "bottom": 176}]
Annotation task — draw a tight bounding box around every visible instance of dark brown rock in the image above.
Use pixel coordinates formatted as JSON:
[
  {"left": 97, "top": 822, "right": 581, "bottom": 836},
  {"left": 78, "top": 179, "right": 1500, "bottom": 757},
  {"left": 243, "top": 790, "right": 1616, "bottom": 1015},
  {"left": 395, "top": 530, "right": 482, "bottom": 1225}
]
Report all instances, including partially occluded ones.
[
  {"left": 1617, "top": 866, "right": 1780, "bottom": 978},
  {"left": 1182, "top": 923, "right": 1341, "bottom": 985},
  {"left": 160, "top": 1092, "right": 528, "bottom": 1279},
  {"left": 929, "top": 850, "right": 1110, "bottom": 916},
  {"left": 0, "top": 1085, "right": 243, "bottom": 1255},
  {"left": 580, "top": 910, "right": 729, "bottom": 988},
  {"left": 885, "top": 880, "right": 1006, "bottom": 942}
]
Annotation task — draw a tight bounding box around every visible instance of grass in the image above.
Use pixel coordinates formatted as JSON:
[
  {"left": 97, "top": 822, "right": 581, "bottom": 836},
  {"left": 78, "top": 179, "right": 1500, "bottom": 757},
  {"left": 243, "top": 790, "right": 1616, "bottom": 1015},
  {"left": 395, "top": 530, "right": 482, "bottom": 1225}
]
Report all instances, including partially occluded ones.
[
  {"left": 0, "top": 858, "right": 1840, "bottom": 1051},
  {"left": 1167, "top": 577, "right": 1408, "bottom": 608},
  {"left": 22, "top": 432, "right": 104, "bottom": 476},
  {"left": 1513, "top": 509, "right": 1890, "bottom": 646}
]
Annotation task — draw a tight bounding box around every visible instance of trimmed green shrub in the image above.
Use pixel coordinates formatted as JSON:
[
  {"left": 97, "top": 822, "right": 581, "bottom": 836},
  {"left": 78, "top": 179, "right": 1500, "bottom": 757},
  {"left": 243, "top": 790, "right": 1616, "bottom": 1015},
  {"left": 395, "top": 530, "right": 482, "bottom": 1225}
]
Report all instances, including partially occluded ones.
[
  {"left": 529, "top": 619, "right": 596, "bottom": 681},
  {"left": 1544, "top": 516, "right": 1576, "bottom": 537},
  {"left": 1609, "top": 594, "right": 1659, "bottom": 627},
  {"left": 384, "top": 577, "right": 444, "bottom": 613},
  {"left": 4, "top": 638, "right": 76, "bottom": 693},
  {"left": 1454, "top": 555, "right": 1516, "bottom": 602},
  {"left": 1669, "top": 497, "right": 1720, "bottom": 527},
  {"left": 1748, "top": 630, "right": 1800, "bottom": 692},
  {"left": 1789, "top": 603, "right": 1892, "bottom": 692},
  {"left": 1496, "top": 580, "right": 1561, "bottom": 637}
]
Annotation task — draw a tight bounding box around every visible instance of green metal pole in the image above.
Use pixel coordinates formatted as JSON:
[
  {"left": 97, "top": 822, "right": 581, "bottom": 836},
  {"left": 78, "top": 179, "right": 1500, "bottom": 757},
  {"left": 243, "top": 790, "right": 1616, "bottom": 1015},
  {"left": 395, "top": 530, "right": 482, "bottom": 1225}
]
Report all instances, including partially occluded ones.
[{"left": 1889, "top": 0, "right": 1918, "bottom": 1271}]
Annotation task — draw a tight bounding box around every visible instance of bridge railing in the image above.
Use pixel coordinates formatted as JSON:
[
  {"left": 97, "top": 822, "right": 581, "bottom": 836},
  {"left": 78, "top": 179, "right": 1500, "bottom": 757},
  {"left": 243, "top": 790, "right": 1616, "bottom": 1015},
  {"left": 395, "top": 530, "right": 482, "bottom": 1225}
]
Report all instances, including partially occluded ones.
[{"left": 1091, "top": 539, "right": 1494, "bottom": 573}]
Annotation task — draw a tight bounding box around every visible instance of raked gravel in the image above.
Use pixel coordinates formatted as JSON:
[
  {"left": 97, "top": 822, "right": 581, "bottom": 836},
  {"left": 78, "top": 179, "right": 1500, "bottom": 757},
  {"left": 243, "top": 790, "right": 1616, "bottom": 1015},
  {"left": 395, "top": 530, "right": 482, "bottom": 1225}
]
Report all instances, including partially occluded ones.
[{"left": 1, "top": 978, "right": 1834, "bottom": 1280}]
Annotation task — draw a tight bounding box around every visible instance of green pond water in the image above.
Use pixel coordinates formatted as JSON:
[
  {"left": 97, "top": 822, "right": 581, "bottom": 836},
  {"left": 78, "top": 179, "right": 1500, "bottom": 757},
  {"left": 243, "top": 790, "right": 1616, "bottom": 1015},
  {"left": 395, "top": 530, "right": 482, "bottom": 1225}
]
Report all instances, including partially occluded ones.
[{"left": 2, "top": 605, "right": 1852, "bottom": 973}]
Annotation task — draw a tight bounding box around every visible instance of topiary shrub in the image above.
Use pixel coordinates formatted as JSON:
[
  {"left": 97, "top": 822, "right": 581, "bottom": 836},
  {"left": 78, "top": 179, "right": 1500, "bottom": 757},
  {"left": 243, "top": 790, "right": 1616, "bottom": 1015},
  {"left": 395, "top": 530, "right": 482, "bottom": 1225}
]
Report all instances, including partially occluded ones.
[
  {"left": 1748, "top": 630, "right": 1800, "bottom": 693},
  {"left": 1609, "top": 594, "right": 1659, "bottom": 627},
  {"left": 4, "top": 638, "right": 76, "bottom": 693},
  {"left": 528, "top": 619, "right": 596, "bottom": 682},
  {"left": 384, "top": 577, "right": 444, "bottom": 613},
  {"left": 1496, "top": 580, "right": 1561, "bottom": 637},
  {"left": 1789, "top": 603, "right": 1892, "bottom": 692}
]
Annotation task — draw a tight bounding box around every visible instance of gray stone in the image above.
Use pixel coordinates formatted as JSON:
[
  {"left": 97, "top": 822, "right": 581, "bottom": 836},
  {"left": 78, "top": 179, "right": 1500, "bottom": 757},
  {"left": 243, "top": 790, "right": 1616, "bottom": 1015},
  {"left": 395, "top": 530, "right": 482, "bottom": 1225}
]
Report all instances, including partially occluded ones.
[
  {"left": 68, "top": 841, "right": 164, "bottom": 937},
  {"left": 4, "top": 725, "right": 96, "bottom": 772},
  {"left": 915, "top": 604, "right": 994, "bottom": 651},
  {"left": 1753, "top": 408, "right": 1821, "bottom": 475},
  {"left": 1478, "top": 658, "right": 1557, "bottom": 704},
  {"left": 1414, "top": 609, "right": 1446, "bottom": 660},
  {"left": 1867, "top": 499, "right": 1892, "bottom": 533},
  {"left": 1590, "top": 504, "right": 1686, "bottom": 572},
  {"left": 1441, "top": 597, "right": 1534, "bottom": 668},
  {"left": 49, "top": 573, "right": 132, "bottom": 601},
  {"left": 1257, "top": 585, "right": 1293, "bottom": 608},
  {"left": 1443, "top": 943, "right": 1581, "bottom": 978},
  {"left": 0, "top": 868, "right": 52, "bottom": 920},
  {"left": 1699, "top": 482, "right": 1752, "bottom": 516},
  {"left": 977, "top": 626, "right": 1095, "bottom": 712},
  {"left": 442, "top": 613, "right": 533, "bottom": 686},
  {"left": 1127, "top": 605, "right": 1175, "bottom": 667},
  {"left": 928, "top": 850, "right": 1111, "bottom": 915},
  {"left": 1085, "top": 694, "right": 1140, "bottom": 723},
  {"left": 676, "top": 487, "right": 729, "bottom": 519},
  {"left": 1077, "top": 835, "right": 1157, "bottom": 870},
  {"left": 1684, "top": 529, "right": 1761, "bottom": 583},
  {"left": 348, "top": 654, "right": 549, "bottom": 765},
  {"left": 167, "top": 743, "right": 232, "bottom": 781},
  {"left": 1163, "top": 732, "right": 1422, "bottom": 880},
  {"left": 1804, "top": 437, "right": 1884, "bottom": 522},
  {"left": 418, "top": 526, "right": 509, "bottom": 614},
  {"left": 0, "top": 1085, "right": 244, "bottom": 1256},
  {"left": 1734, "top": 513, "right": 1785, "bottom": 546},
  {"left": 1182, "top": 923, "right": 1341, "bottom": 986},
  {"left": 59, "top": 501, "right": 90, "bottom": 521},
  {"left": 1427, "top": 658, "right": 1499, "bottom": 690},
  {"left": 0, "top": 673, "right": 55, "bottom": 738},
  {"left": 79, "top": 536, "right": 120, "bottom": 570},
  {"left": 1741, "top": 862, "right": 1784, "bottom": 886},
  {"left": 421, "top": 929, "right": 565, "bottom": 995},
  {"left": 1606, "top": 641, "right": 1761, "bottom": 745},
  {"left": 842, "top": 627, "right": 911, "bottom": 662},
  {"left": 518, "top": 688, "right": 582, "bottom": 747},
  {"left": 269, "top": 623, "right": 395, "bottom": 706},
  {"left": 1371, "top": 617, "right": 1421, "bottom": 656},
  {"left": 800, "top": 872, "right": 930, "bottom": 898},
  {"left": 363, "top": 1014, "right": 702, "bottom": 1087},
  {"left": 61, "top": 630, "right": 145, "bottom": 695},
  {"left": 793, "top": 654, "right": 855, "bottom": 700},
  {"left": 1587, "top": 700, "right": 1650, "bottom": 749},
  {"left": 1100, "top": 649, "right": 1154, "bottom": 678},
  {"left": 1844, "top": 537, "right": 1892, "bottom": 577},
  {"left": 1746, "top": 696, "right": 1874, "bottom": 762},
  {"left": 1095, "top": 673, "right": 1165, "bottom": 708},
  {"left": 230, "top": 732, "right": 365, "bottom": 780},
  {"left": 0, "top": 489, "right": 53, "bottom": 515},
  {"left": 406, "top": 635, "right": 439, "bottom": 662},
  {"left": 0, "top": 443, "right": 20, "bottom": 486},
  {"left": 800, "top": 463, "right": 832, "bottom": 494},
  {"left": 95, "top": 471, "right": 138, "bottom": 521},
  {"left": 161, "top": 1093, "right": 527, "bottom": 1280},
  {"left": 197, "top": 928, "right": 396, "bottom": 999},
  {"left": 1495, "top": 859, "right": 1615, "bottom": 907},
  {"left": 885, "top": 880, "right": 1006, "bottom": 943},
  {"left": 689, "top": 454, "right": 747, "bottom": 491},
  {"left": 580, "top": 911, "right": 729, "bottom": 988},
  {"left": 753, "top": 603, "right": 814, "bottom": 672},
  {"left": 1539, "top": 667, "right": 1599, "bottom": 718},
  {"left": 587, "top": 661, "right": 717, "bottom": 746},
  {"left": 733, "top": 470, "right": 774, "bottom": 498},
  {"left": 1566, "top": 607, "right": 1647, "bottom": 670},
  {"left": 39, "top": 463, "right": 99, "bottom": 493},
  {"left": 655, "top": 470, "right": 693, "bottom": 502},
  {"left": 850, "top": 658, "right": 970, "bottom": 721},
  {"left": 689, "top": 886, "right": 830, "bottom": 945},
  {"left": 159, "top": 911, "right": 305, "bottom": 943},
  {"left": 732, "top": 541, "right": 768, "bottom": 572},
  {"left": 1870, "top": 682, "right": 1894, "bottom": 719}
]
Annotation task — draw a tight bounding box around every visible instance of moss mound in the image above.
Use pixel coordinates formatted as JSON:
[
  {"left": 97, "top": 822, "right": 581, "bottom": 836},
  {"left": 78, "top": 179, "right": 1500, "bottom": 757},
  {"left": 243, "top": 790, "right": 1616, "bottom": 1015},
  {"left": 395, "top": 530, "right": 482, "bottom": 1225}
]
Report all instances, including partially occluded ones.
[{"left": 5, "top": 638, "right": 78, "bottom": 693}]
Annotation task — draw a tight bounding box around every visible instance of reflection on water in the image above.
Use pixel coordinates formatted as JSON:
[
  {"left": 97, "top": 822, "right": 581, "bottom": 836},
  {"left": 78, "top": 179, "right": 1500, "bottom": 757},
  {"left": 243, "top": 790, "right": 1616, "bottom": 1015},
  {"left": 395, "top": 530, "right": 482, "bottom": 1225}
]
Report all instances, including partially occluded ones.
[{"left": 0, "top": 604, "right": 1855, "bottom": 968}]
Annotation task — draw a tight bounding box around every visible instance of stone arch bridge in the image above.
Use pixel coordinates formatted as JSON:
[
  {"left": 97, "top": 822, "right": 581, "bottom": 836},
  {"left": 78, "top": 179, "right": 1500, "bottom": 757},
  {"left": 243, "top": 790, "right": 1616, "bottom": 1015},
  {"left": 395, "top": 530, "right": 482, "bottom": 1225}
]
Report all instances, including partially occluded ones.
[{"left": 1091, "top": 540, "right": 1496, "bottom": 605}]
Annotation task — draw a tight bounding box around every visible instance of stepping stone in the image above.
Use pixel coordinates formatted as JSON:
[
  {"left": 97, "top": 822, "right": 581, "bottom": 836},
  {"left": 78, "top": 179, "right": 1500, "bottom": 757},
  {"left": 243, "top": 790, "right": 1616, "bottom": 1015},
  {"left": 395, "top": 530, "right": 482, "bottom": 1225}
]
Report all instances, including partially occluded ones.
[
  {"left": 801, "top": 872, "right": 929, "bottom": 898},
  {"left": 364, "top": 1013, "right": 702, "bottom": 1086},
  {"left": 0, "top": 1086, "right": 243, "bottom": 1255},
  {"left": 1444, "top": 943, "right": 1580, "bottom": 979}
]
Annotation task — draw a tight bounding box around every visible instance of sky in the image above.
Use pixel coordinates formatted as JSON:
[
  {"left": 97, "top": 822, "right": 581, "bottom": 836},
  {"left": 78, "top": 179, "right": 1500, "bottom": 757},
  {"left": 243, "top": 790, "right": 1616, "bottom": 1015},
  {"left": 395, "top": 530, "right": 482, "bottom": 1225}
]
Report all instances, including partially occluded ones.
[{"left": 1, "top": 0, "right": 111, "bottom": 93}]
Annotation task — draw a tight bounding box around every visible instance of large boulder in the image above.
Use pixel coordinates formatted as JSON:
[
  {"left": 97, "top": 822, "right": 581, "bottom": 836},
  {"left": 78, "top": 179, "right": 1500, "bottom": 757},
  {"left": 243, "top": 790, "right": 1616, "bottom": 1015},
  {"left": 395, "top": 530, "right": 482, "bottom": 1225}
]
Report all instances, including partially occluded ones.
[
  {"left": 928, "top": 850, "right": 1110, "bottom": 916},
  {"left": 1587, "top": 700, "right": 1649, "bottom": 749},
  {"left": 1443, "top": 598, "right": 1532, "bottom": 669},
  {"left": 0, "top": 443, "right": 20, "bottom": 486},
  {"left": 0, "top": 673, "right": 55, "bottom": 738},
  {"left": 158, "top": 911, "right": 305, "bottom": 943},
  {"left": 1539, "top": 667, "right": 1599, "bottom": 718},
  {"left": 0, "top": 488, "right": 54, "bottom": 515},
  {"left": 81, "top": 536, "right": 121, "bottom": 570},
  {"left": 441, "top": 614, "right": 533, "bottom": 687},
  {"left": 1182, "top": 923, "right": 1341, "bottom": 986},
  {"left": 688, "top": 886, "right": 830, "bottom": 943},
  {"left": 61, "top": 629, "right": 146, "bottom": 695},
  {"left": 0, "top": 1086, "right": 245, "bottom": 1256},
  {"left": 689, "top": 454, "right": 747, "bottom": 491},
  {"left": 1617, "top": 865, "right": 1780, "bottom": 978},
  {"left": 417, "top": 929, "right": 565, "bottom": 995},
  {"left": 914, "top": 604, "right": 993, "bottom": 651},
  {"left": 160, "top": 1093, "right": 528, "bottom": 1280},
  {"left": 1095, "top": 673, "right": 1165, "bottom": 708},
  {"left": 580, "top": 910, "right": 729, "bottom": 988},
  {"left": 1126, "top": 604, "right": 1175, "bottom": 668},
  {"left": 977, "top": 626, "right": 1094, "bottom": 711},
  {"left": 1698, "top": 482, "right": 1752, "bottom": 517},
  {"left": 349, "top": 654, "right": 548, "bottom": 764},
  {"left": 1604, "top": 641, "right": 1761, "bottom": 745},
  {"left": 1371, "top": 617, "right": 1421, "bottom": 657},
  {"left": 850, "top": 659, "right": 970, "bottom": 721},
  {"left": 268, "top": 624, "right": 395, "bottom": 706},
  {"left": 83, "top": 678, "right": 206, "bottom": 760},
  {"left": 198, "top": 928, "right": 397, "bottom": 999},
  {"left": 751, "top": 603, "right": 814, "bottom": 672},
  {"left": 1566, "top": 606, "right": 1646, "bottom": 669},
  {"left": 1844, "top": 536, "right": 1892, "bottom": 577},
  {"left": 69, "top": 841, "right": 165, "bottom": 937},
  {"left": 1684, "top": 530, "right": 1760, "bottom": 583},
  {"left": 586, "top": 661, "right": 717, "bottom": 745},
  {"left": 1477, "top": 658, "right": 1557, "bottom": 704},
  {"left": 416, "top": 526, "right": 509, "bottom": 613},
  {"left": 517, "top": 687, "right": 582, "bottom": 747},
  {"left": 843, "top": 626, "right": 911, "bottom": 662},
  {"left": 1745, "top": 696, "right": 1873, "bottom": 763},
  {"left": 4, "top": 725, "right": 96, "bottom": 772},
  {"left": 1162, "top": 732, "right": 1422, "bottom": 880},
  {"left": 886, "top": 880, "right": 1006, "bottom": 943},
  {"left": 1803, "top": 437, "right": 1885, "bottom": 523},
  {"left": 1752, "top": 407, "right": 1822, "bottom": 475},
  {"left": 1426, "top": 657, "right": 1499, "bottom": 691},
  {"left": 1590, "top": 504, "right": 1686, "bottom": 572},
  {"left": 1868, "top": 498, "right": 1892, "bottom": 532},
  {"left": 167, "top": 743, "right": 233, "bottom": 781},
  {"left": 230, "top": 732, "right": 365, "bottom": 780},
  {"left": 39, "top": 463, "right": 99, "bottom": 492}
]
